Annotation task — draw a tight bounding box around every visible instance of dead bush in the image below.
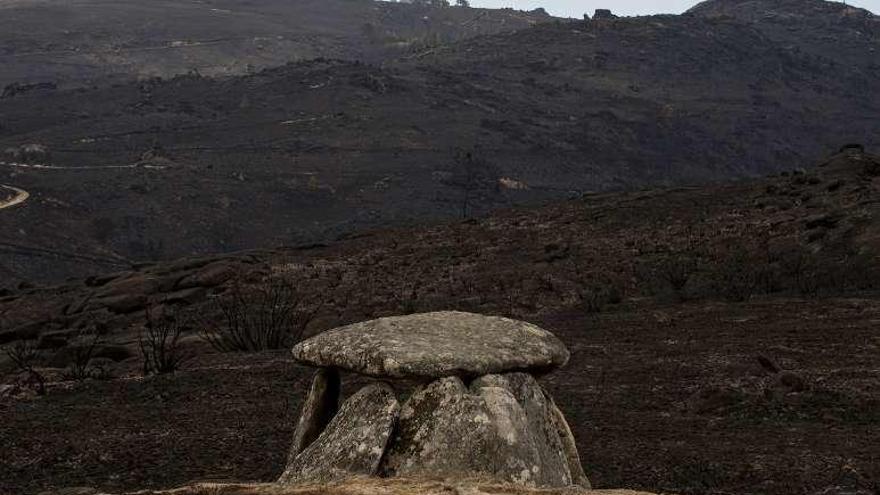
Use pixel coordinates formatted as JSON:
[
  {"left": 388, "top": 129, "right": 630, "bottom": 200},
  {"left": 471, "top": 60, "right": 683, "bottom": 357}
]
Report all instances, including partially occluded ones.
[
  {"left": 3, "top": 339, "right": 45, "bottom": 395},
  {"left": 779, "top": 246, "right": 822, "bottom": 297},
  {"left": 637, "top": 254, "right": 698, "bottom": 301},
  {"left": 708, "top": 246, "right": 762, "bottom": 302},
  {"left": 140, "top": 306, "right": 192, "bottom": 375},
  {"left": 62, "top": 328, "right": 102, "bottom": 381},
  {"left": 200, "top": 278, "right": 316, "bottom": 352},
  {"left": 576, "top": 280, "right": 622, "bottom": 314}
]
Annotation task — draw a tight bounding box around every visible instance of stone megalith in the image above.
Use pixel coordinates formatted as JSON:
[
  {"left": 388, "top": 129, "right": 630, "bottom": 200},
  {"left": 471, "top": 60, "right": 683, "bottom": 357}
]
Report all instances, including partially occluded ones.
[
  {"left": 281, "top": 311, "right": 589, "bottom": 489},
  {"left": 278, "top": 383, "right": 399, "bottom": 485},
  {"left": 291, "top": 311, "right": 569, "bottom": 378}
]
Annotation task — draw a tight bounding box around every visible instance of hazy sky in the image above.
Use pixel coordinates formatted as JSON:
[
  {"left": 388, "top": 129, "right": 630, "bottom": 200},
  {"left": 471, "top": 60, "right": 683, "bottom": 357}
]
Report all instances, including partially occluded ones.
[{"left": 469, "top": 0, "right": 880, "bottom": 18}]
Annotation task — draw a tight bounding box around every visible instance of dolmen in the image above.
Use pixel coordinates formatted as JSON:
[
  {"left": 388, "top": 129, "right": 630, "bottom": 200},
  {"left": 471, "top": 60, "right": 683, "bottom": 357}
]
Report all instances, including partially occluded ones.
[{"left": 278, "top": 311, "right": 590, "bottom": 489}]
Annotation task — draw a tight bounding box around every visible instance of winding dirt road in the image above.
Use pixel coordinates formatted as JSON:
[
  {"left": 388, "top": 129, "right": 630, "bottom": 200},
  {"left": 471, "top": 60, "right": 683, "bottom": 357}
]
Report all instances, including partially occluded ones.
[
  {"left": 0, "top": 159, "right": 167, "bottom": 211},
  {"left": 0, "top": 161, "right": 165, "bottom": 170},
  {"left": 0, "top": 184, "right": 29, "bottom": 210}
]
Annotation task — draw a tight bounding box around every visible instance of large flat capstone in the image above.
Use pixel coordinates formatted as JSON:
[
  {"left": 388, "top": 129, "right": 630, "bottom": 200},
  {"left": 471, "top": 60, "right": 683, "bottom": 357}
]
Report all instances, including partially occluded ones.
[{"left": 292, "top": 311, "right": 569, "bottom": 378}]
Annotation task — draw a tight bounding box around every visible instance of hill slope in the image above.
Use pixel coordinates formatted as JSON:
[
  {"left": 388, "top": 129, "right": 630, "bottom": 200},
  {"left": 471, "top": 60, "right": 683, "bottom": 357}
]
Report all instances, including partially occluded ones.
[
  {"left": 0, "top": 0, "right": 550, "bottom": 88},
  {"left": 2, "top": 1, "right": 879, "bottom": 283}
]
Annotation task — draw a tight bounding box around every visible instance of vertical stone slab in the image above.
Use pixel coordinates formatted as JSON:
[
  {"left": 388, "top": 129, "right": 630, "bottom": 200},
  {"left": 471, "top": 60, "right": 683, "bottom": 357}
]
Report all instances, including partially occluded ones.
[
  {"left": 381, "top": 375, "right": 577, "bottom": 488},
  {"left": 286, "top": 367, "right": 341, "bottom": 465},
  {"left": 546, "top": 392, "right": 591, "bottom": 488},
  {"left": 472, "top": 373, "right": 573, "bottom": 486},
  {"left": 278, "top": 383, "right": 399, "bottom": 485}
]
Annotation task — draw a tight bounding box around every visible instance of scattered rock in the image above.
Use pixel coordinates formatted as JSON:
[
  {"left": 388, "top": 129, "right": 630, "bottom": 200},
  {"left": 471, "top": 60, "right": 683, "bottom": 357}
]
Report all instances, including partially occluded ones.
[
  {"left": 176, "top": 262, "right": 237, "bottom": 289},
  {"left": 86, "top": 293, "right": 147, "bottom": 314},
  {"left": 686, "top": 387, "right": 744, "bottom": 414},
  {"left": 161, "top": 287, "right": 208, "bottom": 305},
  {"left": 278, "top": 383, "right": 399, "bottom": 485},
  {"left": 36, "top": 333, "right": 68, "bottom": 349},
  {"left": 155, "top": 256, "right": 218, "bottom": 275},
  {"left": 805, "top": 213, "right": 842, "bottom": 230},
  {"left": 292, "top": 311, "right": 569, "bottom": 379},
  {"left": 776, "top": 371, "right": 807, "bottom": 392},
  {"left": 0, "top": 384, "right": 21, "bottom": 398},
  {"left": 93, "top": 344, "right": 136, "bottom": 362},
  {"left": 0, "top": 320, "right": 45, "bottom": 344},
  {"left": 756, "top": 354, "right": 781, "bottom": 374},
  {"left": 84, "top": 271, "right": 130, "bottom": 288},
  {"left": 95, "top": 274, "right": 169, "bottom": 299}
]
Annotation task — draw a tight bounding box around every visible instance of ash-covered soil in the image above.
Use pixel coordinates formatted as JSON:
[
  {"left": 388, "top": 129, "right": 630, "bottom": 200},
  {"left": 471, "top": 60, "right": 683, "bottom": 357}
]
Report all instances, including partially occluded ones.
[{"left": 1, "top": 151, "right": 879, "bottom": 495}]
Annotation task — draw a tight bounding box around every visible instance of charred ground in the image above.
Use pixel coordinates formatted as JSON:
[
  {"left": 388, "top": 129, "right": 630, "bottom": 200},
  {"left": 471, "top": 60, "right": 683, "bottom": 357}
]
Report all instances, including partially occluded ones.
[{"left": 1, "top": 150, "right": 879, "bottom": 495}]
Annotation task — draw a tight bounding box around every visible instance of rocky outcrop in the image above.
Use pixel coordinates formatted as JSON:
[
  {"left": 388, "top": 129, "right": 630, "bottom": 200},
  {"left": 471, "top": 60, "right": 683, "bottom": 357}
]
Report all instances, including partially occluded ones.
[
  {"left": 292, "top": 311, "right": 570, "bottom": 379},
  {"left": 277, "top": 383, "right": 399, "bottom": 485}
]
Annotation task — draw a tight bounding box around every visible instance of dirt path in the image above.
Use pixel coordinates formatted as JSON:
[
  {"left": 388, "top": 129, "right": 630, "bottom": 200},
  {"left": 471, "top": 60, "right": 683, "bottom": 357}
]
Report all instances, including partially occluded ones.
[
  {"left": 0, "top": 161, "right": 165, "bottom": 170},
  {"left": 0, "top": 184, "right": 29, "bottom": 209}
]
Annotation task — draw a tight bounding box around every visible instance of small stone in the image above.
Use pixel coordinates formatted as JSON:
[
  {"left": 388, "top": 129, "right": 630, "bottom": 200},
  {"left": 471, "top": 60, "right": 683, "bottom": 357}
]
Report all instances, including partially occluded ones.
[
  {"left": 278, "top": 382, "right": 399, "bottom": 485},
  {"left": 292, "top": 311, "right": 569, "bottom": 379}
]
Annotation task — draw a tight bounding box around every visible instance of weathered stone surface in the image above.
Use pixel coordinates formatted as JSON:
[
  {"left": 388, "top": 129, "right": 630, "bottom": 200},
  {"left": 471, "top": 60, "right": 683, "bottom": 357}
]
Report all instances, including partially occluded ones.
[
  {"left": 286, "top": 368, "right": 341, "bottom": 463},
  {"left": 278, "top": 383, "right": 398, "bottom": 485},
  {"left": 472, "top": 373, "right": 574, "bottom": 487},
  {"left": 381, "top": 374, "right": 576, "bottom": 488},
  {"left": 292, "top": 311, "right": 569, "bottom": 379},
  {"left": 547, "top": 395, "right": 591, "bottom": 488}
]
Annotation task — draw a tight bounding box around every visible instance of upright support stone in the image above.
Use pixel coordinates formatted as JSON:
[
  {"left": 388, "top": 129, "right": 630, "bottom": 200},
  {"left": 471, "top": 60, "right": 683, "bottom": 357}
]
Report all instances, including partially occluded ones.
[
  {"left": 278, "top": 383, "right": 399, "bottom": 485},
  {"left": 382, "top": 375, "right": 576, "bottom": 488},
  {"left": 546, "top": 393, "right": 591, "bottom": 488},
  {"left": 286, "top": 368, "right": 341, "bottom": 464},
  {"left": 472, "top": 373, "right": 573, "bottom": 486}
]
